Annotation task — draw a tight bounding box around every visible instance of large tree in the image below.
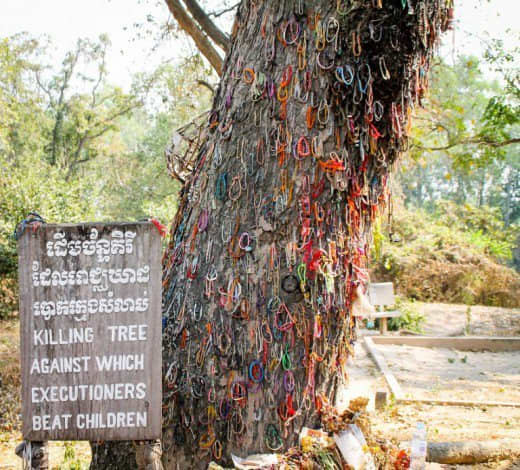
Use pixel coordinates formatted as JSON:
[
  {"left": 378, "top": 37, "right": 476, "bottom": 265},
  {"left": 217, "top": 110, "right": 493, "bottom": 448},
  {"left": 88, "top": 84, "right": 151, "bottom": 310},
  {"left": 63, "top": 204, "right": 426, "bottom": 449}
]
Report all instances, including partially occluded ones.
[{"left": 92, "top": 0, "right": 452, "bottom": 468}]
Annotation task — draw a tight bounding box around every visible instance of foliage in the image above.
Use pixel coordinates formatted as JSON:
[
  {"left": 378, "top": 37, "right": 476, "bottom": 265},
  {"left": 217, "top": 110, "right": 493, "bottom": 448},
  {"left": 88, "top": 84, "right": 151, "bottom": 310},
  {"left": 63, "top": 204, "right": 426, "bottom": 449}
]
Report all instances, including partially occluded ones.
[
  {"left": 34, "top": 35, "right": 147, "bottom": 175},
  {"left": 388, "top": 297, "right": 425, "bottom": 333},
  {"left": 0, "top": 318, "right": 21, "bottom": 432},
  {"left": 410, "top": 56, "right": 500, "bottom": 168},
  {"left": 58, "top": 442, "right": 86, "bottom": 470},
  {"left": 371, "top": 201, "right": 520, "bottom": 308},
  {"left": 482, "top": 36, "right": 520, "bottom": 138},
  {"left": 402, "top": 50, "right": 519, "bottom": 226},
  {"left": 0, "top": 35, "right": 213, "bottom": 318},
  {"left": 433, "top": 200, "right": 517, "bottom": 261},
  {"left": 0, "top": 35, "right": 47, "bottom": 161},
  {"left": 90, "top": 56, "right": 212, "bottom": 222},
  {"left": 0, "top": 278, "right": 17, "bottom": 320},
  {"left": 0, "top": 153, "right": 97, "bottom": 272}
]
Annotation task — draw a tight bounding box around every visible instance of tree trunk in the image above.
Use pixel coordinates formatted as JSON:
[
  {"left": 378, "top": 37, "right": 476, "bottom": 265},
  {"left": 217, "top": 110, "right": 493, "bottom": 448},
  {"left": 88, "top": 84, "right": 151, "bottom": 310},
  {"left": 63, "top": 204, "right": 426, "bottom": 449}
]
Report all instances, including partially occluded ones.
[
  {"left": 427, "top": 440, "right": 520, "bottom": 465},
  {"left": 455, "top": 174, "right": 466, "bottom": 204},
  {"left": 91, "top": 0, "right": 452, "bottom": 467},
  {"left": 477, "top": 169, "right": 486, "bottom": 208}
]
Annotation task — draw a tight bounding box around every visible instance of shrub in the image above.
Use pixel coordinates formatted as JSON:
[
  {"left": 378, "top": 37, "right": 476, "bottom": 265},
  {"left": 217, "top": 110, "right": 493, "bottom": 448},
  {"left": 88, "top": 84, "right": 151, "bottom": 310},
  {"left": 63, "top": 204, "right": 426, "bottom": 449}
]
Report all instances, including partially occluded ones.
[
  {"left": 371, "top": 202, "right": 520, "bottom": 307},
  {"left": 388, "top": 297, "right": 425, "bottom": 333}
]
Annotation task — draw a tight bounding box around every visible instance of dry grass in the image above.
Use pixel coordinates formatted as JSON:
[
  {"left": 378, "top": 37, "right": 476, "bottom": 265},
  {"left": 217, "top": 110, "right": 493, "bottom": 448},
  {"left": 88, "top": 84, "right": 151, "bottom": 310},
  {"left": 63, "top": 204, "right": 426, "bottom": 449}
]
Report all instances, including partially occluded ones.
[
  {"left": 0, "top": 277, "right": 17, "bottom": 320},
  {"left": 0, "top": 318, "right": 21, "bottom": 434},
  {"left": 371, "top": 205, "right": 520, "bottom": 308},
  {"left": 375, "top": 251, "right": 520, "bottom": 308}
]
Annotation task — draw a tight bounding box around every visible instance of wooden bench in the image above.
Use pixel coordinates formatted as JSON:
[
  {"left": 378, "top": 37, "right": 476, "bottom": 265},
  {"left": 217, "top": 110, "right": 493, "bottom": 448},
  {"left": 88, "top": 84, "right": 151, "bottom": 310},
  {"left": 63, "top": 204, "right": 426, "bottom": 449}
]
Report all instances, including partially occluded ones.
[{"left": 368, "top": 282, "right": 401, "bottom": 335}]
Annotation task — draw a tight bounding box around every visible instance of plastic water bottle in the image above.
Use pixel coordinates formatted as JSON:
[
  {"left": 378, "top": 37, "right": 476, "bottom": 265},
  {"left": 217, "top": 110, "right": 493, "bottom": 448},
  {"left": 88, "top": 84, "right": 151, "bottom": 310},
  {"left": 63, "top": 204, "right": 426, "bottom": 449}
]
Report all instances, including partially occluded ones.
[{"left": 410, "top": 422, "right": 427, "bottom": 470}]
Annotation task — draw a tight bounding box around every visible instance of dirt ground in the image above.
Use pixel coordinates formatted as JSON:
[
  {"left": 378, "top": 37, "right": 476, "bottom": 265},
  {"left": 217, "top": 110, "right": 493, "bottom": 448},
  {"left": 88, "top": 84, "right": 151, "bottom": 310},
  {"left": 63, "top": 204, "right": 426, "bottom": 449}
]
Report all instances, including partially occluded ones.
[
  {"left": 419, "top": 303, "right": 520, "bottom": 337},
  {"left": 341, "top": 303, "right": 520, "bottom": 470},
  {"left": 379, "top": 344, "right": 520, "bottom": 403},
  {"left": 343, "top": 342, "right": 520, "bottom": 440},
  {"left": 1, "top": 303, "right": 519, "bottom": 468}
]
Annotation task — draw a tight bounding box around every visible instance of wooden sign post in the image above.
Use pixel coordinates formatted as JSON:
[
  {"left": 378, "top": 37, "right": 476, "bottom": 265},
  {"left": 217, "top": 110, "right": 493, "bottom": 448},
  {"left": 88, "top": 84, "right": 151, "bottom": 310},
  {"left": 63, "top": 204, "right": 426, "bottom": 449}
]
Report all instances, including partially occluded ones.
[{"left": 17, "top": 222, "right": 162, "bottom": 466}]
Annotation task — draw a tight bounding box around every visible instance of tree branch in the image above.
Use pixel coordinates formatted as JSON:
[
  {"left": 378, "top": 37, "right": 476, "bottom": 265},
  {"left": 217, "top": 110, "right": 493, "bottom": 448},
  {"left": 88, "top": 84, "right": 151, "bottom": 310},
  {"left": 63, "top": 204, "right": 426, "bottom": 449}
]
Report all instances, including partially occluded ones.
[
  {"left": 182, "top": 0, "right": 230, "bottom": 52},
  {"left": 66, "top": 134, "right": 88, "bottom": 181},
  {"left": 196, "top": 79, "right": 215, "bottom": 93},
  {"left": 479, "top": 137, "right": 520, "bottom": 148},
  {"left": 413, "top": 136, "right": 520, "bottom": 152},
  {"left": 208, "top": 3, "right": 240, "bottom": 18},
  {"left": 65, "top": 101, "right": 140, "bottom": 179},
  {"left": 50, "top": 42, "right": 81, "bottom": 166},
  {"left": 34, "top": 71, "right": 54, "bottom": 106},
  {"left": 91, "top": 42, "right": 108, "bottom": 107},
  {"left": 87, "top": 104, "right": 140, "bottom": 140},
  {"left": 164, "top": 0, "right": 223, "bottom": 76}
]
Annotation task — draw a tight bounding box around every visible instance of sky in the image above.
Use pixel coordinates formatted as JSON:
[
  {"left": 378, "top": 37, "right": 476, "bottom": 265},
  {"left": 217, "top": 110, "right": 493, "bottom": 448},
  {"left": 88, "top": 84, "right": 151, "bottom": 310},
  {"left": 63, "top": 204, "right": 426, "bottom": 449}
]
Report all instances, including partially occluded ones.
[{"left": 1, "top": 0, "right": 518, "bottom": 89}]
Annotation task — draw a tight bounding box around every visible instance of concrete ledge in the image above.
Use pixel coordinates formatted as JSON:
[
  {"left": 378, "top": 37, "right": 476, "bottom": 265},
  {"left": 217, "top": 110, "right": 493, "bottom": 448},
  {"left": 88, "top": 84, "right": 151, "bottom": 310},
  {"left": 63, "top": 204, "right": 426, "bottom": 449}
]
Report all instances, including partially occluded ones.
[{"left": 370, "top": 336, "right": 520, "bottom": 352}]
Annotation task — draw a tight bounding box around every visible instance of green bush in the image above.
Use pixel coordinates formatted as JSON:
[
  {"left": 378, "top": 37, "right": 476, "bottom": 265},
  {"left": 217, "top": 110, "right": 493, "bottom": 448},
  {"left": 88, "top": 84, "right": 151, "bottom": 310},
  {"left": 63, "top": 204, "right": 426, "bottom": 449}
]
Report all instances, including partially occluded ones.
[
  {"left": 58, "top": 442, "right": 87, "bottom": 470},
  {"left": 370, "top": 201, "right": 520, "bottom": 307},
  {"left": 388, "top": 297, "right": 425, "bottom": 333},
  {"left": 435, "top": 200, "right": 518, "bottom": 262}
]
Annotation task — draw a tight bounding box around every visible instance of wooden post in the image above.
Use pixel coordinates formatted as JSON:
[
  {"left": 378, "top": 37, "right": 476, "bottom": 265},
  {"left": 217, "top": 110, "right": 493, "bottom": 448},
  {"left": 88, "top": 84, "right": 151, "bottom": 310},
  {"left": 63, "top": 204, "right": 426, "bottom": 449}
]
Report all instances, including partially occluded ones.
[
  {"left": 379, "top": 317, "right": 388, "bottom": 335},
  {"left": 135, "top": 440, "right": 164, "bottom": 470},
  {"left": 375, "top": 391, "right": 388, "bottom": 410},
  {"left": 377, "top": 305, "right": 388, "bottom": 335},
  {"left": 15, "top": 441, "right": 48, "bottom": 469}
]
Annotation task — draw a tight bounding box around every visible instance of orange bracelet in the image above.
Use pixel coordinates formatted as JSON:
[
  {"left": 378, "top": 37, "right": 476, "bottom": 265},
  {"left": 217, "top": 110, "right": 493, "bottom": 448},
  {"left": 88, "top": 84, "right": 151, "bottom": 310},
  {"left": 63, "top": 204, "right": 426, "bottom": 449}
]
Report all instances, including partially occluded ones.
[
  {"left": 279, "top": 100, "right": 288, "bottom": 121},
  {"left": 243, "top": 67, "right": 255, "bottom": 84},
  {"left": 281, "top": 65, "right": 293, "bottom": 87},
  {"left": 277, "top": 85, "right": 289, "bottom": 103},
  {"left": 319, "top": 159, "right": 345, "bottom": 172},
  {"left": 306, "top": 106, "right": 316, "bottom": 129}
]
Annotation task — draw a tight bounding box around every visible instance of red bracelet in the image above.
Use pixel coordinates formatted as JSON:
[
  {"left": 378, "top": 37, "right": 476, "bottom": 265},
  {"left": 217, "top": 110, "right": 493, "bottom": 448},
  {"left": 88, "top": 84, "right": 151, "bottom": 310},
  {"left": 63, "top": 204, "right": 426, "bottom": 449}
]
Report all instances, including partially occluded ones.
[{"left": 297, "top": 136, "right": 310, "bottom": 158}]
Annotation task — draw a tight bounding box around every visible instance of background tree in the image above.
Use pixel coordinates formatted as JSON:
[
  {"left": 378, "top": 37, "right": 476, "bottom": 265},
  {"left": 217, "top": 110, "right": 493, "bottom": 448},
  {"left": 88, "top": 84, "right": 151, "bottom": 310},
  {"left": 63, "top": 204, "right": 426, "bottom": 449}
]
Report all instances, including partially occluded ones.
[
  {"left": 93, "top": 0, "right": 453, "bottom": 467},
  {"left": 400, "top": 50, "right": 519, "bottom": 224},
  {"left": 33, "top": 35, "right": 146, "bottom": 177},
  {"left": 0, "top": 34, "right": 212, "bottom": 318},
  {"left": 92, "top": 55, "right": 214, "bottom": 222},
  {"left": 0, "top": 35, "right": 46, "bottom": 163}
]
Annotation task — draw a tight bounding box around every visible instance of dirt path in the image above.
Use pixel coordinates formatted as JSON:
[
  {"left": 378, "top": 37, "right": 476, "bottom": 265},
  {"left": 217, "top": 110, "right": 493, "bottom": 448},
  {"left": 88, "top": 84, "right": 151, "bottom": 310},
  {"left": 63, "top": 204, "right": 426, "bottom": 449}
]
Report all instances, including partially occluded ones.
[
  {"left": 380, "top": 344, "right": 520, "bottom": 403},
  {"left": 367, "top": 343, "right": 520, "bottom": 442},
  {"left": 418, "top": 303, "right": 520, "bottom": 337}
]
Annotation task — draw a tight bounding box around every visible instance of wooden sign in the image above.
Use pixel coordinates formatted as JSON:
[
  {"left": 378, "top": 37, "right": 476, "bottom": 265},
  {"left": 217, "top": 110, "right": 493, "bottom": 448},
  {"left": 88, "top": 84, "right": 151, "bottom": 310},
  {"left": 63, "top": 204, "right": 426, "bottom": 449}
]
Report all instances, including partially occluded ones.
[{"left": 18, "top": 222, "right": 162, "bottom": 441}]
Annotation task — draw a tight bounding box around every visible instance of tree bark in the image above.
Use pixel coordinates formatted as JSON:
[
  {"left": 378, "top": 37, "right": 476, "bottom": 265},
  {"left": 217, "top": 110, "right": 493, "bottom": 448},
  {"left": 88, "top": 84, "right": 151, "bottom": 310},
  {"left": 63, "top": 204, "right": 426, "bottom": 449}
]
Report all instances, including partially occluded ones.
[
  {"left": 135, "top": 440, "right": 164, "bottom": 469},
  {"left": 91, "top": 0, "right": 452, "bottom": 467}
]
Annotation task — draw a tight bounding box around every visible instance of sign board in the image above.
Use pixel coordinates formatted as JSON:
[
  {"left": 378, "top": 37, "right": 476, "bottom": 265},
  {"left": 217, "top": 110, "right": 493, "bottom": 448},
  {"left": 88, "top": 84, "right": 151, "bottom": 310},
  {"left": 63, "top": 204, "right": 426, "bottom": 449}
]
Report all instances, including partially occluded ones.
[{"left": 18, "top": 222, "right": 162, "bottom": 441}]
